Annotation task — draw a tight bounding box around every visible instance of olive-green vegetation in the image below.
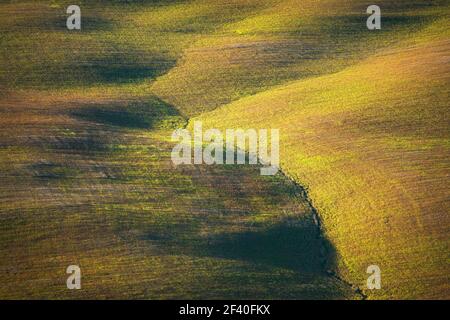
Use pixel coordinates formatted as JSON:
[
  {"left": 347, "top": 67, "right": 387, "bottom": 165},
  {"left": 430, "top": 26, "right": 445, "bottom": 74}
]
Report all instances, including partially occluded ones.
[
  {"left": 0, "top": 0, "right": 358, "bottom": 299},
  {"left": 0, "top": 93, "right": 354, "bottom": 298},
  {"left": 194, "top": 3, "right": 450, "bottom": 299},
  {"left": 0, "top": 0, "right": 448, "bottom": 299}
]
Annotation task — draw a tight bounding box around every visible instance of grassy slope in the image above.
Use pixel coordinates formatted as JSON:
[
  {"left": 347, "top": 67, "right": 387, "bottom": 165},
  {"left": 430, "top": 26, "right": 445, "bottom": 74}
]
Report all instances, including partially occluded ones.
[
  {"left": 195, "top": 15, "right": 450, "bottom": 298},
  {"left": 0, "top": 91, "right": 357, "bottom": 299},
  {"left": 0, "top": 1, "right": 357, "bottom": 299},
  {"left": 151, "top": 0, "right": 441, "bottom": 116},
  {"left": 1, "top": 0, "right": 448, "bottom": 299}
]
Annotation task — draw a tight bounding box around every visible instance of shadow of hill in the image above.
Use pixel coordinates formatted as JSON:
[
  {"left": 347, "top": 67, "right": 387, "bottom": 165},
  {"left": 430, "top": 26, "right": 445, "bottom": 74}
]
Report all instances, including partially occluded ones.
[
  {"left": 137, "top": 161, "right": 339, "bottom": 277},
  {"left": 71, "top": 96, "right": 184, "bottom": 130},
  {"left": 196, "top": 223, "right": 332, "bottom": 275}
]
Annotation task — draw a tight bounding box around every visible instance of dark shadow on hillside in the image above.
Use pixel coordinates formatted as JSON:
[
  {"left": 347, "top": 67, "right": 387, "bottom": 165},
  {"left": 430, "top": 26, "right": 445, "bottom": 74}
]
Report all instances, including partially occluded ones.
[
  {"left": 138, "top": 159, "right": 339, "bottom": 278},
  {"left": 79, "top": 52, "right": 176, "bottom": 85},
  {"left": 71, "top": 97, "right": 183, "bottom": 129},
  {"left": 6, "top": 46, "right": 176, "bottom": 89},
  {"left": 54, "top": 51, "right": 177, "bottom": 87},
  {"left": 196, "top": 222, "right": 335, "bottom": 275}
]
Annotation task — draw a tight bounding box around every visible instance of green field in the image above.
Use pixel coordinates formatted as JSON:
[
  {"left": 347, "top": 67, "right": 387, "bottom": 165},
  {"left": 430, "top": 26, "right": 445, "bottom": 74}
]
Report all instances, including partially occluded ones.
[{"left": 0, "top": 0, "right": 449, "bottom": 299}]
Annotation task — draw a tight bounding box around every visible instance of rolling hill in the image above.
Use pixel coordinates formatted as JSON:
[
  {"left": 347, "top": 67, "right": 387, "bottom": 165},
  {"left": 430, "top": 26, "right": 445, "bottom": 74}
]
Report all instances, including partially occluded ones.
[
  {"left": 194, "top": 13, "right": 450, "bottom": 299},
  {"left": 0, "top": 0, "right": 449, "bottom": 299}
]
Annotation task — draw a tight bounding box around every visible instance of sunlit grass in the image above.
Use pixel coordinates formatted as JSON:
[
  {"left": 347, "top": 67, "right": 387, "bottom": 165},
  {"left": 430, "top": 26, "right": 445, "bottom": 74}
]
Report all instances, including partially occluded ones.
[
  {"left": 1, "top": 0, "right": 449, "bottom": 299},
  {"left": 195, "top": 15, "right": 450, "bottom": 298}
]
